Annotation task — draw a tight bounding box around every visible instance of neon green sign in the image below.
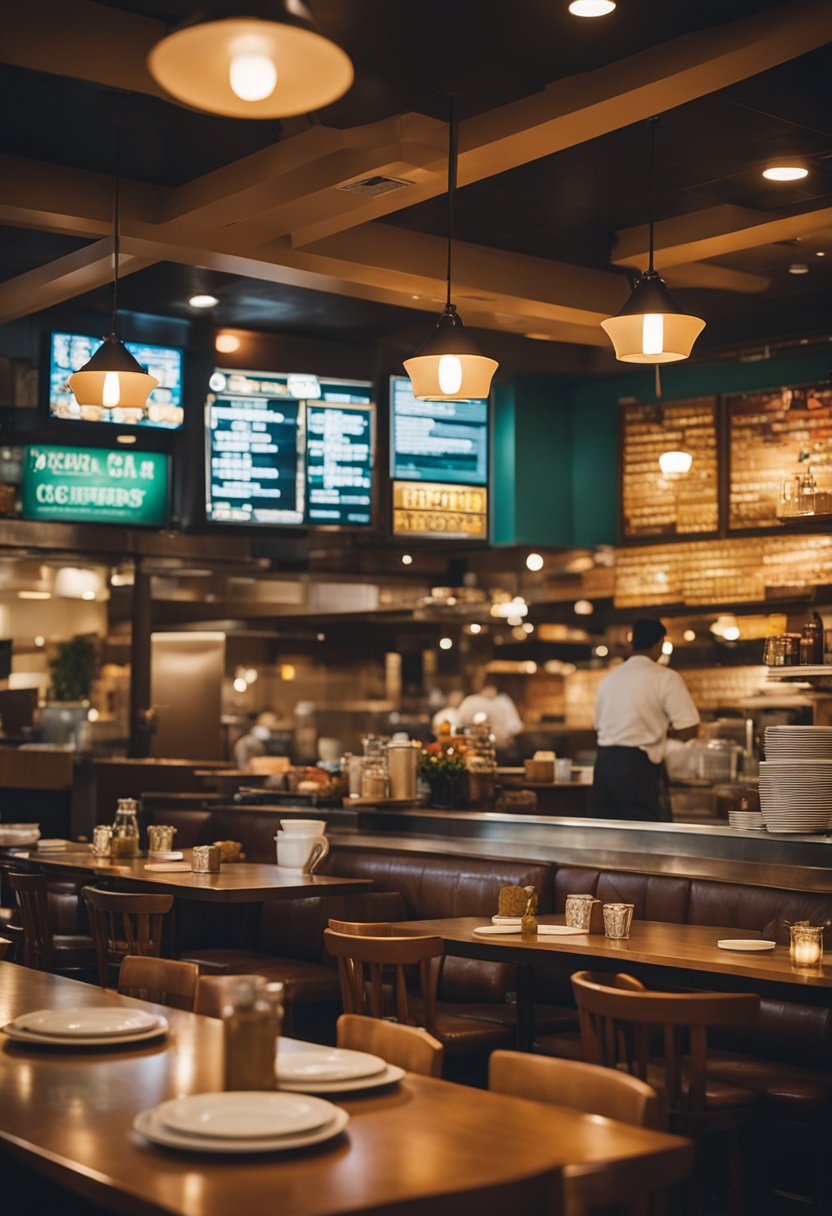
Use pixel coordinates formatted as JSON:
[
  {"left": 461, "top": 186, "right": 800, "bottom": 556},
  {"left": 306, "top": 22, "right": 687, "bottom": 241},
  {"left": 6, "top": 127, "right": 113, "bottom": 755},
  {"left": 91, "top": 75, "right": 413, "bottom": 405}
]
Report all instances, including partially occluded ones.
[{"left": 22, "top": 445, "right": 169, "bottom": 527}]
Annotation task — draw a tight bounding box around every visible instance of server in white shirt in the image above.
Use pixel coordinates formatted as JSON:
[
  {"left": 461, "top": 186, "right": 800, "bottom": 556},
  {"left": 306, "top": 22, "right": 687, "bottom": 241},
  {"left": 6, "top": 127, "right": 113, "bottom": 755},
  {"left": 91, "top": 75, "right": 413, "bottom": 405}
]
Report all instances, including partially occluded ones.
[{"left": 591, "top": 618, "right": 700, "bottom": 821}]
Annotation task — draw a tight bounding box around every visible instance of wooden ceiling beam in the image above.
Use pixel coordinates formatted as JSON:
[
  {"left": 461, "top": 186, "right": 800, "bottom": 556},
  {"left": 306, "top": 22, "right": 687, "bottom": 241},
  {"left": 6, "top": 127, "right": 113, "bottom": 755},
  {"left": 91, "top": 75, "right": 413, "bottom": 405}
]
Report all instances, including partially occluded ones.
[{"left": 0, "top": 239, "right": 153, "bottom": 325}]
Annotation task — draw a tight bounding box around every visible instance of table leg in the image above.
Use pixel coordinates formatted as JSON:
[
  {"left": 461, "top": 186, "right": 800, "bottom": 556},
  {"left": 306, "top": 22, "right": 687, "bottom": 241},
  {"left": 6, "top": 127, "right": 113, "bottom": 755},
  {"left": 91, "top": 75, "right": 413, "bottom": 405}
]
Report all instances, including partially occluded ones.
[{"left": 515, "top": 963, "right": 535, "bottom": 1052}]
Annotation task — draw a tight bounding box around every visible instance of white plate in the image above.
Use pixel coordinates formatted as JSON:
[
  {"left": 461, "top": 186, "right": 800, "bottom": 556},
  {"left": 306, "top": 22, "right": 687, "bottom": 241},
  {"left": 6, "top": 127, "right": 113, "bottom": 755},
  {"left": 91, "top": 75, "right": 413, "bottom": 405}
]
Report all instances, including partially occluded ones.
[
  {"left": 539, "top": 924, "right": 589, "bottom": 936},
  {"left": 474, "top": 924, "right": 522, "bottom": 935},
  {"left": 14, "top": 1008, "right": 163, "bottom": 1037},
  {"left": 35, "top": 839, "right": 70, "bottom": 850},
  {"left": 2, "top": 1021, "right": 168, "bottom": 1047},
  {"left": 157, "top": 1091, "right": 336, "bottom": 1140},
  {"left": 717, "top": 939, "right": 777, "bottom": 952},
  {"left": 492, "top": 916, "right": 521, "bottom": 925},
  {"left": 134, "top": 1105, "right": 348, "bottom": 1155},
  {"left": 276, "top": 1048, "right": 386, "bottom": 1083},
  {"left": 148, "top": 850, "right": 184, "bottom": 861},
  {"left": 277, "top": 1064, "right": 405, "bottom": 1094},
  {"left": 474, "top": 923, "right": 586, "bottom": 937}
]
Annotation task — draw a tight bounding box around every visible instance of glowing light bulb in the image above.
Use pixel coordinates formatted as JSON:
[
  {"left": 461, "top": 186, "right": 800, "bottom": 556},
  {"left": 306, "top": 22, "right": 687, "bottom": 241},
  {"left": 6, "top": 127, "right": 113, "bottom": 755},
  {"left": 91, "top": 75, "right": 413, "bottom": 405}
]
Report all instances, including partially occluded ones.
[
  {"left": 642, "top": 313, "right": 664, "bottom": 356},
  {"left": 526, "top": 553, "right": 544, "bottom": 572},
  {"left": 662, "top": 640, "right": 673, "bottom": 655},
  {"left": 659, "top": 450, "right": 693, "bottom": 475},
  {"left": 102, "top": 372, "right": 120, "bottom": 407},
  {"left": 437, "top": 354, "right": 463, "bottom": 395},
  {"left": 229, "top": 53, "right": 278, "bottom": 102},
  {"left": 762, "top": 165, "right": 808, "bottom": 182},
  {"left": 439, "top": 637, "right": 453, "bottom": 651},
  {"left": 569, "top": 0, "right": 616, "bottom": 13}
]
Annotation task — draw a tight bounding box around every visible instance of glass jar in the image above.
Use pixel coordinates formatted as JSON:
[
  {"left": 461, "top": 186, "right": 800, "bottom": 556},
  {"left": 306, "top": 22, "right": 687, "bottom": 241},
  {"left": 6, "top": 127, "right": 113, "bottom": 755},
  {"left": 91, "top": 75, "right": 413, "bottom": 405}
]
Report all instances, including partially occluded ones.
[
  {"left": 360, "top": 735, "right": 388, "bottom": 801},
  {"left": 789, "top": 923, "right": 824, "bottom": 968},
  {"left": 223, "top": 978, "right": 284, "bottom": 1090},
  {"left": 111, "top": 798, "right": 140, "bottom": 858}
]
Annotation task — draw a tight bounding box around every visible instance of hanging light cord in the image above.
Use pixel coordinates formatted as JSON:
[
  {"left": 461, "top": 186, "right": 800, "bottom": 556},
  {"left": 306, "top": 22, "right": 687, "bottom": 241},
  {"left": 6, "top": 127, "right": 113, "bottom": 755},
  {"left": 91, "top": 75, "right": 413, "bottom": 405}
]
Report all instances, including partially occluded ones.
[
  {"left": 445, "top": 96, "right": 457, "bottom": 310},
  {"left": 647, "top": 115, "right": 658, "bottom": 275},
  {"left": 111, "top": 126, "right": 121, "bottom": 334}
]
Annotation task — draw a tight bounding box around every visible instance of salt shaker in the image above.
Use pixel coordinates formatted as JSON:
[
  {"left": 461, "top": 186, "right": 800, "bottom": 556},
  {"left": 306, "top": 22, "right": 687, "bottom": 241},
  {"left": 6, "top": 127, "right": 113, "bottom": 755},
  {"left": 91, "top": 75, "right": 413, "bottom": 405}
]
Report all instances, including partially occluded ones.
[
  {"left": 521, "top": 885, "right": 538, "bottom": 937},
  {"left": 223, "top": 978, "right": 284, "bottom": 1091}
]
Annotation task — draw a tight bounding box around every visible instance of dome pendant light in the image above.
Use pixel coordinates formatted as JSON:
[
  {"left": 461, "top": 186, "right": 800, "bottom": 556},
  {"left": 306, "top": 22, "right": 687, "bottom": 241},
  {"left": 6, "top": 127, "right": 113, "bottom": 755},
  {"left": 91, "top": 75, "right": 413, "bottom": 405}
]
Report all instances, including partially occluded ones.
[
  {"left": 147, "top": 1, "right": 354, "bottom": 120},
  {"left": 69, "top": 131, "right": 158, "bottom": 414},
  {"left": 404, "top": 98, "right": 498, "bottom": 401},
  {"left": 602, "top": 118, "right": 705, "bottom": 364}
]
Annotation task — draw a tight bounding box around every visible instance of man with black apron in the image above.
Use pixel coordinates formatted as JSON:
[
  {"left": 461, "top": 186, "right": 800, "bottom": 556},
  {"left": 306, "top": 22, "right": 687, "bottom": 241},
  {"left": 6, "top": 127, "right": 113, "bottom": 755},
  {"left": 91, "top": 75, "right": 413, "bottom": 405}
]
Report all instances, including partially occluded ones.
[{"left": 591, "top": 618, "right": 700, "bottom": 821}]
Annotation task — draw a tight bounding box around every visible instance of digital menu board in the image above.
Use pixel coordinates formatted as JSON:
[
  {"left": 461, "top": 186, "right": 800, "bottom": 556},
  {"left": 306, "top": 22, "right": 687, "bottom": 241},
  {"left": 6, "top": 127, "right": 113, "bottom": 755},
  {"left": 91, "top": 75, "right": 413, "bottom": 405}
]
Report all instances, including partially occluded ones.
[
  {"left": 306, "top": 402, "right": 373, "bottom": 526},
  {"left": 392, "top": 482, "right": 488, "bottom": 539},
  {"left": 48, "top": 332, "right": 184, "bottom": 428},
  {"left": 390, "top": 375, "right": 488, "bottom": 486},
  {"left": 21, "top": 444, "right": 168, "bottom": 527},
  {"left": 205, "top": 370, "right": 374, "bottom": 527}
]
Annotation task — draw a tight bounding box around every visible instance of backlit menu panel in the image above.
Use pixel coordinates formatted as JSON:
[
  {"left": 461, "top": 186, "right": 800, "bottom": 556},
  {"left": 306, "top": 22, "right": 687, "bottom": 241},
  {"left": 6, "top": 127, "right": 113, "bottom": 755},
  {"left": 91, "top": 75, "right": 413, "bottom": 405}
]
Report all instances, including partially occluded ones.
[
  {"left": 390, "top": 376, "right": 488, "bottom": 486},
  {"left": 728, "top": 384, "right": 832, "bottom": 530},
  {"left": 621, "top": 398, "right": 718, "bottom": 538},
  {"left": 48, "top": 332, "right": 184, "bottom": 428},
  {"left": 393, "top": 481, "right": 488, "bottom": 539},
  {"left": 306, "top": 402, "right": 373, "bottom": 526}
]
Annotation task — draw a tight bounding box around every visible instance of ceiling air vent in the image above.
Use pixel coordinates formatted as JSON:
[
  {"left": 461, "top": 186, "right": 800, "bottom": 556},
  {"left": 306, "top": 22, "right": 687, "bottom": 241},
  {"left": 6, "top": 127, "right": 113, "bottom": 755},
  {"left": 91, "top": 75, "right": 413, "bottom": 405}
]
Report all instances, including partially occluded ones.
[{"left": 337, "top": 175, "right": 414, "bottom": 197}]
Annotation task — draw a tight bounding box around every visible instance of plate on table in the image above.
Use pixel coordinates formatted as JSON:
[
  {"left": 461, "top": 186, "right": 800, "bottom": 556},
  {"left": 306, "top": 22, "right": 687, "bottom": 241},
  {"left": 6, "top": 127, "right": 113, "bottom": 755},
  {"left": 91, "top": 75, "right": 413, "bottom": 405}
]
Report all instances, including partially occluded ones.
[
  {"left": 2, "top": 1021, "right": 168, "bottom": 1047},
  {"left": 144, "top": 862, "right": 193, "bottom": 872},
  {"left": 13, "top": 1008, "right": 164, "bottom": 1038},
  {"left": 147, "top": 850, "right": 184, "bottom": 862},
  {"left": 474, "top": 924, "right": 522, "bottom": 936},
  {"left": 537, "top": 925, "right": 588, "bottom": 936},
  {"left": 276, "top": 1047, "right": 386, "bottom": 1084},
  {"left": 156, "top": 1091, "right": 336, "bottom": 1140},
  {"left": 34, "top": 839, "right": 71, "bottom": 851},
  {"left": 717, "top": 939, "right": 777, "bottom": 952},
  {"left": 134, "top": 1105, "right": 349, "bottom": 1154},
  {"left": 277, "top": 1064, "right": 405, "bottom": 1094},
  {"left": 492, "top": 916, "right": 521, "bottom": 925}
]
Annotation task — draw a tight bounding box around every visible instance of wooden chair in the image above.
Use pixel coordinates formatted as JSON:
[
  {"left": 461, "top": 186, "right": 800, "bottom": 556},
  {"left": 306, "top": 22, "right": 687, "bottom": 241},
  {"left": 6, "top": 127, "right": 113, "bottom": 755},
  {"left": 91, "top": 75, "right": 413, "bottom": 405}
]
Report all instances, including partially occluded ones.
[
  {"left": 490, "top": 1050, "right": 663, "bottom": 1128},
  {"left": 324, "top": 920, "right": 443, "bottom": 1033},
  {"left": 118, "top": 955, "right": 199, "bottom": 1011},
  {"left": 8, "top": 872, "right": 96, "bottom": 974},
  {"left": 337, "top": 1013, "right": 444, "bottom": 1078},
  {"left": 195, "top": 974, "right": 269, "bottom": 1019},
  {"left": 82, "top": 886, "right": 173, "bottom": 988},
  {"left": 572, "top": 970, "right": 759, "bottom": 1215},
  {"left": 0, "top": 937, "right": 10, "bottom": 961}
]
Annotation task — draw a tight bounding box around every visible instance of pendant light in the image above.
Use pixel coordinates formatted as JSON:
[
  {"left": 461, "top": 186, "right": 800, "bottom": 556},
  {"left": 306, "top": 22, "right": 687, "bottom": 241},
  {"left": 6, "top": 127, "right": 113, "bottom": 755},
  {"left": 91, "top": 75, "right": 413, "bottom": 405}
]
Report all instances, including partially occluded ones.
[
  {"left": 602, "top": 117, "right": 705, "bottom": 364},
  {"left": 69, "top": 131, "right": 159, "bottom": 414},
  {"left": 147, "top": 1, "right": 353, "bottom": 120},
  {"left": 404, "top": 98, "right": 498, "bottom": 401}
]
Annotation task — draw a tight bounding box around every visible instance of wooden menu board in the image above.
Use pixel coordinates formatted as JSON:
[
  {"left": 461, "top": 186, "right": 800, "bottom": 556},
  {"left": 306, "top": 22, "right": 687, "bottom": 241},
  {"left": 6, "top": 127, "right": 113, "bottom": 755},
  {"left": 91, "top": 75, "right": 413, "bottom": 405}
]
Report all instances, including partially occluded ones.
[
  {"left": 728, "top": 383, "right": 832, "bottom": 529},
  {"left": 621, "top": 397, "right": 718, "bottom": 539}
]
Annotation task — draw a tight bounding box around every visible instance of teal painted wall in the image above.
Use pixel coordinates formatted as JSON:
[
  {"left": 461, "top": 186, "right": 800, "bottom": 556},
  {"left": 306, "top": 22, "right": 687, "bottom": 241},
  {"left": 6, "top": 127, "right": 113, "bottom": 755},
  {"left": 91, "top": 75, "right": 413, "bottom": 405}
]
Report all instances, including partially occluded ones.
[{"left": 494, "top": 347, "right": 832, "bottom": 549}]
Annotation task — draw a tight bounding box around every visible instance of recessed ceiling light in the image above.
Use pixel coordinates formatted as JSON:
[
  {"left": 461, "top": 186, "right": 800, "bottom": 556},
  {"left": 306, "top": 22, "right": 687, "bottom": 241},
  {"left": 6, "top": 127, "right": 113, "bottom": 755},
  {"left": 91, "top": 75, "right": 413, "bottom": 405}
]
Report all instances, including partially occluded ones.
[
  {"left": 188, "top": 294, "right": 219, "bottom": 309},
  {"left": 789, "top": 263, "right": 809, "bottom": 275},
  {"left": 116, "top": 433, "right": 137, "bottom": 445},
  {"left": 762, "top": 164, "right": 809, "bottom": 182},
  {"left": 215, "top": 333, "right": 241, "bottom": 353},
  {"left": 683, "top": 629, "right": 696, "bottom": 642},
  {"left": 817, "top": 251, "right": 826, "bottom": 258},
  {"left": 439, "top": 637, "right": 453, "bottom": 651},
  {"left": 469, "top": 623, "right": 482, "bottom": 635},
  {"left": 401, "top": 554, "right": 413, "bottom": 566},
  {"left": 34, "top": 635, "right": 45, "bottom": 647},
  {"left": 568, "top": 0, "right": 616, "bottom": 14},
  {"left": 526, "top": 552, "right": 544, "bottom": 572},
  {"left": 573, "top": 599, "right": 594, "bottom": 616}
]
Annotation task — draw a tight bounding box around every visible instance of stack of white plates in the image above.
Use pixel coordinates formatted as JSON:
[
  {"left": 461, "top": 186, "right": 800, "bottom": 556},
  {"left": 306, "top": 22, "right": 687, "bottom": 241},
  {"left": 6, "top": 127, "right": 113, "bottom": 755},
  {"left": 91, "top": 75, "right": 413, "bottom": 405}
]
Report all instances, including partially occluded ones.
[
  {"left": 0, "top": 823, "right": 40, "bottom": 847},
  {"left": 134, "top": 1091, "right": 349, "bottom": 1154},
  {"left": 2, "top": 1007, "right": 168, "bottom": 1047},
  {"left": 728, "top": 810, "right": 766, "bottom": 831},
  {"left": 765, "top": 726, "right": 832, "bottom": 760},
  {"left": 759, "top": 760, "right": 832, "bottom": 833},
  {"left": 276, "top": 1046, "right": 403, "bottom": 1093}
]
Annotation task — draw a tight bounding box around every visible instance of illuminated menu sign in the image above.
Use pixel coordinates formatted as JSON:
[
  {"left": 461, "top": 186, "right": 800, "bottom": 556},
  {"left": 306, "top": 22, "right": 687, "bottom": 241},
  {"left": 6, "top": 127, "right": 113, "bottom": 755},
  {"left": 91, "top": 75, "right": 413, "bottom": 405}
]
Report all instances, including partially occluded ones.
[
  {"left": 306, "top": 403, "right": 373, "bottom": 526},
  {"left": 393, "top": 482, "right": 488, "bottom": 539},
  {"left": 205, "top": 370, "right": 374, "bottom": 527},
  {"left": 390, "top": 375, "right": 488, "bottom": 486},
  {"left": 21, "top": 444, "right": 168, "bottom": 527},
  {"left": 48, "top": 332, "right": 184, "bottom": 428}
]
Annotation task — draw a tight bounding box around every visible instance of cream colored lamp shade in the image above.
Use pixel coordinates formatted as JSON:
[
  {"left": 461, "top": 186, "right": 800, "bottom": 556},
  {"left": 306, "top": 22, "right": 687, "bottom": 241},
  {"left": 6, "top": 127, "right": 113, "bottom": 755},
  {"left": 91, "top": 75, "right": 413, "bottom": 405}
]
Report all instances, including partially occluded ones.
[
  {"left": 404, "top": 306, "right": 498, "bottom": 401},
  {"left": 68, "top": 334, "right": 159, "bottom": 411},
  {"left": 602, "top": 271, "right": 705, "bottom": 364},
  {"left": 658, "top": 449, "right": 693, "bottom": 475},
  {"left": 147, "top": 2, "right": 354, "bottom": 119}
]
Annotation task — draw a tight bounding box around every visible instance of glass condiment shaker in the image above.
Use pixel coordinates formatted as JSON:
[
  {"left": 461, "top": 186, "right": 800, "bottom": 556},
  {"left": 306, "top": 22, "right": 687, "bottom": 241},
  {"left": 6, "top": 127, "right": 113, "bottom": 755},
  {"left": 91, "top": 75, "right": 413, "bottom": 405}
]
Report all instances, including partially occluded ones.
[
  {"left": 111, "top": 798, "right": 140, "bottom": 858},
  {"left": 223, "top": 978, "right": 284, "bottom": 1091},
  {"left": 360, "top": 735, "right": 388, "bottom": 801}
]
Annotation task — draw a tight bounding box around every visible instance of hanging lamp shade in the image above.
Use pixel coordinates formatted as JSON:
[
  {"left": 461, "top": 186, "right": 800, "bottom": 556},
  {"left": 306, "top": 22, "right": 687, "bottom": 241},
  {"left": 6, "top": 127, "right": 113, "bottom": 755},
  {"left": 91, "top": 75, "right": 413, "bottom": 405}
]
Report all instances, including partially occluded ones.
[
  {"left": 404, "top": 305, "right": 498, "bottom": 401},
  {"left": 147, "top": 1, "right": 354, "bottom": 119},
  {"left": 601, "top": 270, "right": 705, "bottom": 364},
  {"left": 68, "top": 334, "right": 159, "bottom": 412}
]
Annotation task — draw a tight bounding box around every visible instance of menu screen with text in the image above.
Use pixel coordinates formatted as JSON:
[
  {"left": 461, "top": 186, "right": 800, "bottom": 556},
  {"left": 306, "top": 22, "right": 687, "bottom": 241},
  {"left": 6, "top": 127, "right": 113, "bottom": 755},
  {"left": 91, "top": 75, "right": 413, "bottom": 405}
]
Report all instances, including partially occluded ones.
[
  {"left": 390, "top": 376, "right": 488, "bottom": 486},
  {"left": 306, "top": 403, "right": 373, "bottom": 526}
]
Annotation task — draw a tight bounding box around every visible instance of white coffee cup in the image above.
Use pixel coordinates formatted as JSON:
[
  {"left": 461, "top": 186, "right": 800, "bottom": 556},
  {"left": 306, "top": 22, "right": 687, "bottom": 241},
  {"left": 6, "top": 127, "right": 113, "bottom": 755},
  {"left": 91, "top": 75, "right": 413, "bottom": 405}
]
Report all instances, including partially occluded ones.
[
  {"left": 275, "top": 832, "right": 329, "bottom": 873},
  {"left": 279, "top": 819, "right": 327, "bottom": 836}
]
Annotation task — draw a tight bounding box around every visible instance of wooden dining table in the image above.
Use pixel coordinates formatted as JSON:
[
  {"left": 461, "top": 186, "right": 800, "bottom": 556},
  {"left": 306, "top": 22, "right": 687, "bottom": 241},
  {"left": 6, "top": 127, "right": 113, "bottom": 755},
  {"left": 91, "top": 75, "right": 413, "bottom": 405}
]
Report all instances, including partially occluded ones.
[
  {"left": 394, "top": 914, "right": 832, "bottom": 1050},
  {"left": 0, "top": 963, "right": 692, "bottom": 1216}
]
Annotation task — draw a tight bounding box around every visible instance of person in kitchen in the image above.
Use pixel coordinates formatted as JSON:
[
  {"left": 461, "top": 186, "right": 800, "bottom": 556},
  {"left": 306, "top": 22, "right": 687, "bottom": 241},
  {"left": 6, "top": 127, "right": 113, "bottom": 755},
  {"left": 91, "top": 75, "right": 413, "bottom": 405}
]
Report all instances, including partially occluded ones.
[
  {"left": 232, "top": 710, "right": 281, "bottom": 770},
  {"left": 591, "top": 617, "right": 700, "bottom": 821}
]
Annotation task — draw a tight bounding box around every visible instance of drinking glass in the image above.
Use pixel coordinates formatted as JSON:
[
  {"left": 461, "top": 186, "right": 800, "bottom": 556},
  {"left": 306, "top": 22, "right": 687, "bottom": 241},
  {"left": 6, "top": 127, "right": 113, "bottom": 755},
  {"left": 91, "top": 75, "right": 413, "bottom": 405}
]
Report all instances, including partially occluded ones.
[{"left": 603, "top": 903, "right": 635, "bottom": 940}]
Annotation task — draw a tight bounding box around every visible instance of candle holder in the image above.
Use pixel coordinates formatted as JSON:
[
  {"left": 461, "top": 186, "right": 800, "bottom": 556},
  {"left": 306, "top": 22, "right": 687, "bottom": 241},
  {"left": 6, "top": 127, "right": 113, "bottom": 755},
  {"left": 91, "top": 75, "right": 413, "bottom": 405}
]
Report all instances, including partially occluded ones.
[{"left": 789, "top": 923, "right": 824, "bottom": 969}]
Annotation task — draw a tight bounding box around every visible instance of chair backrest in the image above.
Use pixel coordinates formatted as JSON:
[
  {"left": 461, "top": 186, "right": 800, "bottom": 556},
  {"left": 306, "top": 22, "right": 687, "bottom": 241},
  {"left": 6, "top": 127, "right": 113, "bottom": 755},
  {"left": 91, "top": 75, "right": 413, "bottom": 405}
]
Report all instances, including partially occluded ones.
[
  {"left": 194, "top": 974, "right": 270, "bottom": 1019},
  {"left": 117, "top": 955, "right": 199, "bottom": 1011},
  {"left": 572, "top": 970, "right": 759, "bottom": 1117},
  {"left": 0, "top": 937, "right": 10, "bottom": 961},
  {"left": 337, "top": 1013, "right": 444, "bottom": 1078},
  {"left": 324, "top": 920, "right": 444, "bottom": 1034},
  {"left": 489, "top": 1049, "right": 663, "bottom": 1130},
  {"left": 8, "top": 872, "right": 53, "bottom": 969},
  {"left": 82, "top": 886, "right": 174, "bottom": 987}
]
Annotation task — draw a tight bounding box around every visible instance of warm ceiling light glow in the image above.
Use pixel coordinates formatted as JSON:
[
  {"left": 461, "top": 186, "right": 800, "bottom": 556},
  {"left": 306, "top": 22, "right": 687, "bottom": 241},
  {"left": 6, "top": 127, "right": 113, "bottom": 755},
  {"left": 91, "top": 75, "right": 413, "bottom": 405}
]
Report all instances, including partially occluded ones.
[
  {"left": 233, "top": 677, "right": 248, "bottom": 694},
  {"left": 147, "top": 3, "right": 354, "bottom": 119},
  {"left": 762, "top": 164, "right": 809, "bottom": 182},
  {"left": 280, "top": 664, "right": 296, "bottom": 681},
  {"left": 662, "top": 640, "right": 674, "bottom": 655},
  {"left": 117, "top": 433, "right": 137, "bottom": 445},
  {"left": 594, "top": 644, "right": 609, "bottom": 657},
  {"left": 573, "top": 599, "right": 594, "bottom": 616},
  {"left": 659, "top": 450, "right": 693, "bottom": 475},
  {"left": 683, "top": 629, "right": 696, "bottom": 642},
  {"left": 81, "top": 590, "right": 97, "bottom": 601},
  {"left": 789, "top": 263, "right": 809, "bottom": 275},
  {"left": 189, "top": 294, "right": 219, "bottom": 309},
  {"left": 439, "top": 637, "right": 453, "bottom": 651},
  {"left": 469, "top": 623, "right": 482, "bottom": 635},
  {"left": 437, "top": 354, "right": 463, "bottom": 396},
  {"left": 816, "top": 251, "right": 826, "bottom": 258},
  {"left": 229, "top": 51, "right": 278, "bottom": 102},
  {"left": 723, "top": 625, "right": 741, "bottom": 641},
  {"left": 215, "top": 333, "right": 241, "bottom": 354},
  {"left": 401, "top": 554, "right": 413, "bottom": 566},
  {"left": 18, "top": 590, "right": 51, "bottom": 600},
  {"left": 244, "top": 668, "right": 258, "bottom": 683},
  {"left": 569, "top": 0, "right": 616, "bottom": 13},
  {"left": 522, "top": 622, "right": 535, "bottom": 634},
  {"left": 526, "top": 552, "right": 544, "bottom": 572},
  {"left": 34, "top": 635, "right": 45, "bottom": 647}
]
